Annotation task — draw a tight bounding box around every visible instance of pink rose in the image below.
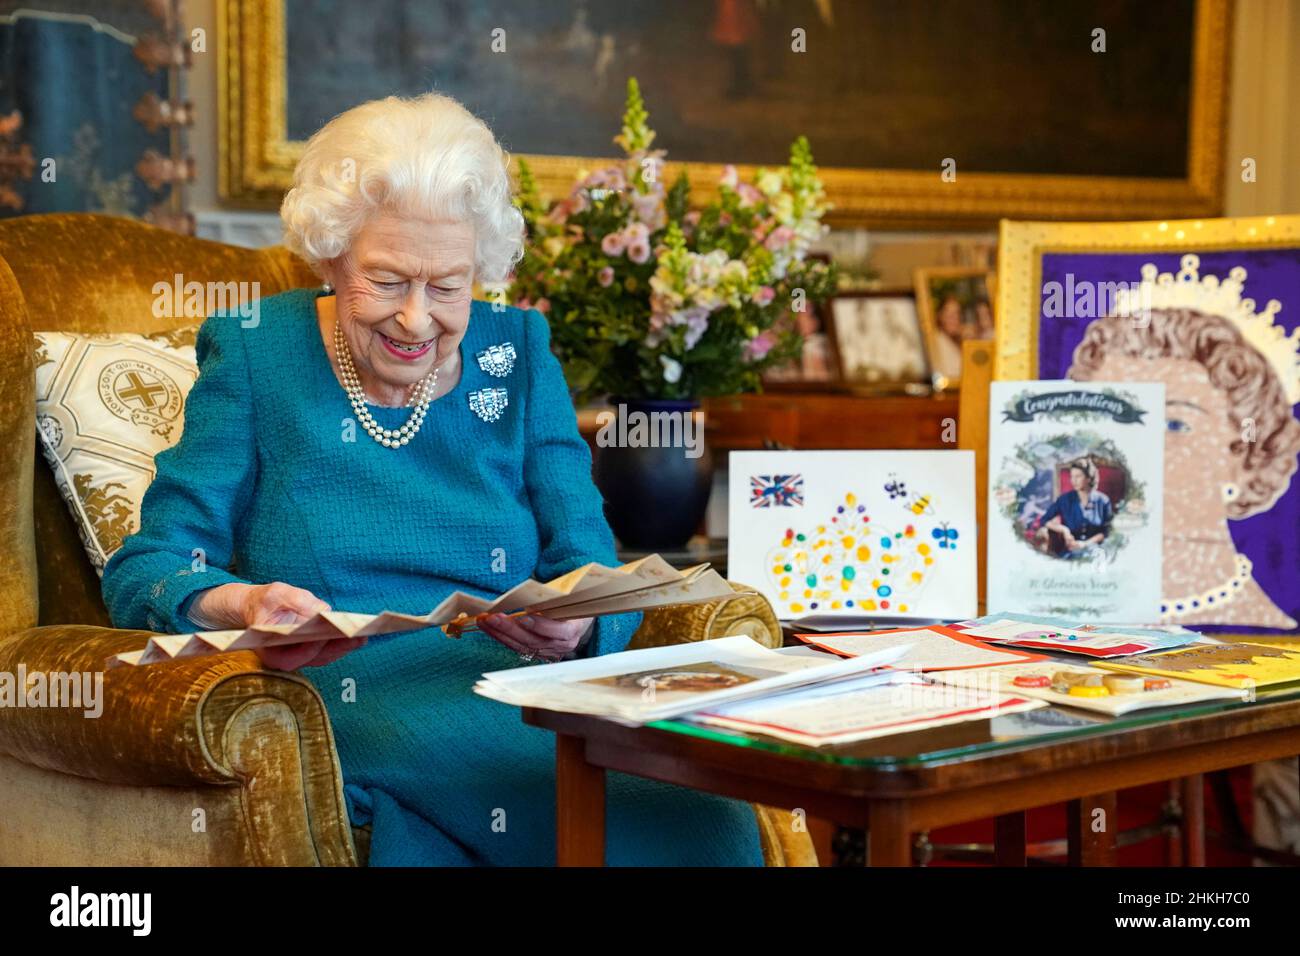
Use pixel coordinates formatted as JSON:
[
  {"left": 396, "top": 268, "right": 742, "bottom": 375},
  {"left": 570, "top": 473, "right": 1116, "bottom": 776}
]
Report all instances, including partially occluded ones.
[
  {"left": 601, "top": 231, "right": 628, "bottom": 256},
  {"left": 598, "top": 266, "right": 615, "bottom": 287},
  {"left": 627, "top": 240, "right": 651, "bottom": 264}
]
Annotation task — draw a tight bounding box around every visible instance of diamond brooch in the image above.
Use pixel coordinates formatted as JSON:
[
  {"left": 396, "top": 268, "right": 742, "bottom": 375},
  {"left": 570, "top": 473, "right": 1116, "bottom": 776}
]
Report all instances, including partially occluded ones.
[
  {"left": 475, "top": 342, "right": 516, "bottom": 377},
  {"left": 468, "top": 387, "right": 509, "bottom": 423}
]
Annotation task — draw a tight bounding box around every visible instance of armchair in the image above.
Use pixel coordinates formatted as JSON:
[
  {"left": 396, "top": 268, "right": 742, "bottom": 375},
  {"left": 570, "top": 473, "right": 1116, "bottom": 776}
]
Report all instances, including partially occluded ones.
[{"left": 0, "top": 213, "right": 814, "bottom": 867}]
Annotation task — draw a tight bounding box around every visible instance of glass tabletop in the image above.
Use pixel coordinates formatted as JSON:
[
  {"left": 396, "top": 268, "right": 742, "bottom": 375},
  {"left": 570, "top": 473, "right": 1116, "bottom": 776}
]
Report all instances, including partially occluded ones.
[{"left": 650, "top": 681, "right": 1300, "bottom": 769}]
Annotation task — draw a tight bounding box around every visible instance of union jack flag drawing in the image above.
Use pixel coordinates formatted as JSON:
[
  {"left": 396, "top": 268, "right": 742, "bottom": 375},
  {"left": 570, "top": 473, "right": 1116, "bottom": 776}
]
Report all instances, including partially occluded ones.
[{"left": 750, "top": 474, "right": 804, "bottom": 508}]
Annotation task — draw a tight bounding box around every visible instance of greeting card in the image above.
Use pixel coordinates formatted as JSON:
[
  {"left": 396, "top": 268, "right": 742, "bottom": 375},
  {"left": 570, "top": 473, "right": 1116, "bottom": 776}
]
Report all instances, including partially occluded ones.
[
  {"left": 727, "top": 450, "right": 977, "bottom": 624},
  {"left": 987, "top": 381, "right": 1165, "bottom": 622},
  {"left": 1096, "top": 641, "right": 1300, "bottom": 689}
]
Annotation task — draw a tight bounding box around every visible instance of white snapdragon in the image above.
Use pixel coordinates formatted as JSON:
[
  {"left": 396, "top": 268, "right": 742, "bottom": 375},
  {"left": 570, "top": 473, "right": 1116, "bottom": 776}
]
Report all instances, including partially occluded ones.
[{"left": 756, "top": 169, "right": 784, "bottom": 197}]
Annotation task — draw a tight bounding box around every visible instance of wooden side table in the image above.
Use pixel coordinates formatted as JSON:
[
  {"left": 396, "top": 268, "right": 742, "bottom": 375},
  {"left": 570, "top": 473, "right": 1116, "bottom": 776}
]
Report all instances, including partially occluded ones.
[{"left": 524, "top": 687, "right": 1300, "bottom": 866}]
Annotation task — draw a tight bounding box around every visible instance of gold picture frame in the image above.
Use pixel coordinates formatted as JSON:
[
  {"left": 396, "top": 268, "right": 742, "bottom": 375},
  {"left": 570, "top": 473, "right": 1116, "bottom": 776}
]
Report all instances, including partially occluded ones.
[
  {"left": 218, "top": 0, "right": 1233, "bottom": 226},
  {"left": 993, "top": 213, "right": 1300, "bottom": 642},
  {"left": 914, "top": 267, "right": 997, "bottom": 392}
]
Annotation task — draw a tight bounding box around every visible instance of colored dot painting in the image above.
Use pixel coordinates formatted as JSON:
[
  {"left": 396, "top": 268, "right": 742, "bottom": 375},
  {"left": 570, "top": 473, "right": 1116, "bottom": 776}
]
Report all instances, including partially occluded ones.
[{"left": 766, "top": 488, "right": 952, "bottom": 616}]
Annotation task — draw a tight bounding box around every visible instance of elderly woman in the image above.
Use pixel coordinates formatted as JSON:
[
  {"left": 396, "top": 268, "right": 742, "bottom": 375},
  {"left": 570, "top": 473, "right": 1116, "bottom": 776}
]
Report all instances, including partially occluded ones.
[{"left": 101, "top": 93, "right": 763, "bottom": 867}]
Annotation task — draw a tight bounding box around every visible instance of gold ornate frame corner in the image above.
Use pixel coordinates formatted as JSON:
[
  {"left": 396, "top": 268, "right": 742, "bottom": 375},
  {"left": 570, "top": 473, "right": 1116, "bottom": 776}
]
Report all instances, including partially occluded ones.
[{"left": 993, "top": 213, "right": 1300, "bottom": 381}]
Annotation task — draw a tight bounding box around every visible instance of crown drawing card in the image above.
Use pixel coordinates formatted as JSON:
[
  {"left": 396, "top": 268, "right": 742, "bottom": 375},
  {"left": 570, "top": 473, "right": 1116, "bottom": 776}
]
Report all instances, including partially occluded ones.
[
  {"left": 988, "top": 381, "right": 1165, "bottom": 622},
  {"left": 728, "top": 450, "right": 977, "bottom": 624}
]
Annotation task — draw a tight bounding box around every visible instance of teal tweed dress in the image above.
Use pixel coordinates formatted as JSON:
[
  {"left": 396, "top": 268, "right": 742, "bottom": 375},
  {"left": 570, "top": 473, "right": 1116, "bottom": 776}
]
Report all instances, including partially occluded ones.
[{"left": 101, "top": 288, "right": 763, "bottom": 867}]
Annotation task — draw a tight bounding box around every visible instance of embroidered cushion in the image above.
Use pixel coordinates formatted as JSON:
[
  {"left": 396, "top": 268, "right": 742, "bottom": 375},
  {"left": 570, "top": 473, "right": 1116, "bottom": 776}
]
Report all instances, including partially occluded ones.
[{"left": 33, "top": 327, "right": 200, "bottom": 574}]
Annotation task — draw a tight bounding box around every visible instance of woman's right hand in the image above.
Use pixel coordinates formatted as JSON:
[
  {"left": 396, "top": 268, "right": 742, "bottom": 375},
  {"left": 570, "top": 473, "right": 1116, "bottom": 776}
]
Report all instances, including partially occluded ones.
[{"left": 190, "top": 582, "right": 365, "bottom": 670}]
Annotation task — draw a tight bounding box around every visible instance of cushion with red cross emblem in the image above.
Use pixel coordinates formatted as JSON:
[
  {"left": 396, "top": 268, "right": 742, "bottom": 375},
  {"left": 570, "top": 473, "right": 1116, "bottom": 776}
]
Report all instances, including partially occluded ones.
[{"left": 33, "top": 327, "right": 200, "bottom": 574}]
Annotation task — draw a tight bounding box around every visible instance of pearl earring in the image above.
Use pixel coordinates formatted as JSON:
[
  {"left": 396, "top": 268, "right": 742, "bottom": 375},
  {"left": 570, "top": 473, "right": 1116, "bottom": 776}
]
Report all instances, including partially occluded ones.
[
  {"left": 322, "top": 280, "right": 332, "bottom": 292},
  {"left": 1222, "top": 482, "right": 1239, "bottom": 503}
]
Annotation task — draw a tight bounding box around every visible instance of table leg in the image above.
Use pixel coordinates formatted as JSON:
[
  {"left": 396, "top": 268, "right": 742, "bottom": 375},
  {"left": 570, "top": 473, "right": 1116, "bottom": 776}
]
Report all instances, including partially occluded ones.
[
  {"left": 808, "top": 816, "right": 836, "bottom": 867},
  {"left": 1180, "top": 774, "right": 1206, "bottom": 867},
  {"left": 1166, "top": 780, "right": 1183, "bottom": 866},
  {"left": 1067, "top": 791, "right": 1118, "bottom": 866},
  {"left": 867, "top": 799, "right": 912, "bottom": 867},
  {"left": 995, "top": 811, "right": 1028, "bottom": 866},
  {"left": 556, "top": 733, "right": 605, "bottom": 866}
]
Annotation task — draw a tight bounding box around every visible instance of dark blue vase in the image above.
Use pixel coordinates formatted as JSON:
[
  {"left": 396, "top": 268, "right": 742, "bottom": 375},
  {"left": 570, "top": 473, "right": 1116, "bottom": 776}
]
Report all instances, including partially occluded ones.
[{"left": 591, "top": 398, "right": 713, "bottom": 550}]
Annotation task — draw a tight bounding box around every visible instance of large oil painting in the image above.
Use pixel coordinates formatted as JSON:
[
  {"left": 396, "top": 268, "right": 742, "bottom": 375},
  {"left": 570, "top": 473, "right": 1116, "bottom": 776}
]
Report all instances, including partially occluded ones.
[{"left": 221, "top": 0, "right": 1231, "bottom": 224}]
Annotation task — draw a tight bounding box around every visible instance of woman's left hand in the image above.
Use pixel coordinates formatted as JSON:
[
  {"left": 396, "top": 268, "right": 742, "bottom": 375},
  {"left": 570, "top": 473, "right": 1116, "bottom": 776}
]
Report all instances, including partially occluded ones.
[{"left": 479, "top": 613, "right": 594, "bottom": 662}]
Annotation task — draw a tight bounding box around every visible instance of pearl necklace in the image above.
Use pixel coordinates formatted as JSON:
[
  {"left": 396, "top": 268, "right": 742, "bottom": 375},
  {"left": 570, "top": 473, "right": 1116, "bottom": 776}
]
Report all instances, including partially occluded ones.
[{"left": 333, "top": 319, "right": 438, "bottom": 448}]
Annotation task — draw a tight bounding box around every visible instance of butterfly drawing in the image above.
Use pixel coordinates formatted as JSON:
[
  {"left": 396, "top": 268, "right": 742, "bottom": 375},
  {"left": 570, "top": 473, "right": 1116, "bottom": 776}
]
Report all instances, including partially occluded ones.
[
  {"left": 884, "top": 475, "right": 908, "bottom": 499},
  {"left": 932, "top": 522, "right": 959, "bottom": 549},
  {"left": 750, "top": 474, "right": 804, "bottom": 508}
]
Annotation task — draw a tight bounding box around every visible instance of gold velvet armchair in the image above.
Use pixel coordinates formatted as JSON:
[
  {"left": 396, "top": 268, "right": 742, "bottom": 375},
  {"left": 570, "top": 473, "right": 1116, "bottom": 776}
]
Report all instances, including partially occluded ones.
[{"left": 0, "top": 213, "right": 815, "bottom": 867}]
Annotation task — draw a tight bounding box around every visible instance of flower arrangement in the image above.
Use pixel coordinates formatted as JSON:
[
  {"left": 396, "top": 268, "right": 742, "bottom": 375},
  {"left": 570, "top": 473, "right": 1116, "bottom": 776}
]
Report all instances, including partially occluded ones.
[{"left": 509, "top": 78, "right": 836, "bottom": 403}]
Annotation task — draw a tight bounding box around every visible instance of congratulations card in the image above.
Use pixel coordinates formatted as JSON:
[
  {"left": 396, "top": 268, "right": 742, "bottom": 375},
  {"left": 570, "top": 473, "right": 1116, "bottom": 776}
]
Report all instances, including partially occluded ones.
[
  {"left": 987, "top": 381, "right": 1165, "bottom": 622},
  {"left": 728, "top": 450, "right": 978, "bottom": 624}
]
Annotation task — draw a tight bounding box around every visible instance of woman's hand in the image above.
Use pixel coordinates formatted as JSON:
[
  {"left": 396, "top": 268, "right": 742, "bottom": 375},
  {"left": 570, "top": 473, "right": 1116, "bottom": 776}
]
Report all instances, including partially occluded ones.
[
  {"left": 478, "top": 613, "right": 594, "bottom": 663},
  {"left": 190, "top": 581, "right": 365, "bottom": 670}
]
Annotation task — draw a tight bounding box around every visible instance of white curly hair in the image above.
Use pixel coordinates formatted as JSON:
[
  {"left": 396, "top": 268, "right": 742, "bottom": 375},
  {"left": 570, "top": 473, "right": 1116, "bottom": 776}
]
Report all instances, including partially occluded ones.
[{"left": 280, "top": 92, "right": 524, "bottom": 283}]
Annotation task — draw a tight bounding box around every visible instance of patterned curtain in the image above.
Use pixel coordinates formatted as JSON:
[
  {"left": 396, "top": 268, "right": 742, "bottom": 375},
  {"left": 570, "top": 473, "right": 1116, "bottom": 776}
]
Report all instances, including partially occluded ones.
[{"left": 0, "top": 2, "right": 166, "bottom": 218}]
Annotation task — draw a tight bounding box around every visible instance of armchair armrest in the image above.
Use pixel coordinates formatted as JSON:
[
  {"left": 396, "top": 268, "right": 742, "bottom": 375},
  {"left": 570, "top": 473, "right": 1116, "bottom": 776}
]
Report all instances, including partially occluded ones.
[
  {"left": 0, "top": 624, "right": 336, "bottom": 788},
  {"left": 631, "top": 580, "right": 780, "bottom": 650},
  {"left": 0, "top": 623, "right": 356, "bottom": 865}
]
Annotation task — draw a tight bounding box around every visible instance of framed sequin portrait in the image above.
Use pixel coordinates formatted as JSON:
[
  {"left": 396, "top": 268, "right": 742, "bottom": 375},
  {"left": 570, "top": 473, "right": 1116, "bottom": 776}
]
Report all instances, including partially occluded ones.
[{"left": 996, "top": 215, "right": 1300, "bottom": 637}]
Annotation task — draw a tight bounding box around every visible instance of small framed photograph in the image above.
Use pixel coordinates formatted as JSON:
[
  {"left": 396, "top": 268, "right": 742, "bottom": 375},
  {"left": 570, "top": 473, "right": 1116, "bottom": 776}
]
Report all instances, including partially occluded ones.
[
  {"left": 827, "top": 291, "right": 930, "bottom": 394},
  {"left": 914, "top": 267, "right": 997, "bottom": 391},
  {"left": 763, "top": 254, "right": 842, "bottom": 390},
  {"left": 761, "top": 299, "right": 841, "bottom": 389}
]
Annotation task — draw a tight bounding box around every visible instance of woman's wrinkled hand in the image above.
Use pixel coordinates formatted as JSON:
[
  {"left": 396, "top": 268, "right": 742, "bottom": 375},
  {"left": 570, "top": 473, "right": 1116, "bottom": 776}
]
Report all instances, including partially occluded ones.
[
  {"left": 191, "top": 581, "right": 366, "bottom": 670},
  {"left": 479, "top": 613, "right": 594, "bottom": 663}
]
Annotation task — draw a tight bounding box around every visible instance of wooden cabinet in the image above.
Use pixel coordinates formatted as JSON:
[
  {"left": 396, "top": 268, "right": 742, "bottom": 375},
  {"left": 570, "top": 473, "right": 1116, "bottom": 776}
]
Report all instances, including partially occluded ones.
[
  {"left": 700, "top": 392, "right": 959, "bottom": 450},
  {"left": 579, "top": 393, "right": 959, "bottom": 452}
]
